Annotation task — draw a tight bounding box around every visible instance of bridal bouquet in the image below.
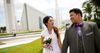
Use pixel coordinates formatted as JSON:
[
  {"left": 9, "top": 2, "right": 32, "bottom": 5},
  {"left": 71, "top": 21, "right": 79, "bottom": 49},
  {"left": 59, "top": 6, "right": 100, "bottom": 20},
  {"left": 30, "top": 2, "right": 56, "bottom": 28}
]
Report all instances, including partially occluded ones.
[{"left": 43, "top": 37, "right": 53, "bottom": 50}]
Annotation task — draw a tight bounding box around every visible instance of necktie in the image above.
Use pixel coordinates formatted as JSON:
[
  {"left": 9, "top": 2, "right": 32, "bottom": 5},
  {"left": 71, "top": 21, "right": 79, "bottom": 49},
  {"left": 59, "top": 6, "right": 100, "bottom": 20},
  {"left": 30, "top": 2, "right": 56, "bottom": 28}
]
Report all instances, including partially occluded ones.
[
  {"left": 75, "top": 23, "right": 83, "bottom": 36},
  {"left": 77, "top": 27, "right": 82, "bottom": 36},
  {"left": 75, "top": 23, "right": 83, "bottom": 27}
]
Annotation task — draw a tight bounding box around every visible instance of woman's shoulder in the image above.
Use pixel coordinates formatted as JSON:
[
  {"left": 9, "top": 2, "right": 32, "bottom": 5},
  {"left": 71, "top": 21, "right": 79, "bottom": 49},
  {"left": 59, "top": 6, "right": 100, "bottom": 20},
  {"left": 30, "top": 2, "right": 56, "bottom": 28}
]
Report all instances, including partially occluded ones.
[{"left": 41, "top": 29, "right": 47, "bottom": 36}]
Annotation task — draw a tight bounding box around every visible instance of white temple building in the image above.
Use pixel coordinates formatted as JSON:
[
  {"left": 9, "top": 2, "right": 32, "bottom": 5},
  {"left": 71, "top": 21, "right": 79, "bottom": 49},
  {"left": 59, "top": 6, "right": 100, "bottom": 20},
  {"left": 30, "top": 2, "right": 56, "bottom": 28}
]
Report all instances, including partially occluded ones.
[{"left": 19, "top": 3, "right": 47, "bottom": 31}]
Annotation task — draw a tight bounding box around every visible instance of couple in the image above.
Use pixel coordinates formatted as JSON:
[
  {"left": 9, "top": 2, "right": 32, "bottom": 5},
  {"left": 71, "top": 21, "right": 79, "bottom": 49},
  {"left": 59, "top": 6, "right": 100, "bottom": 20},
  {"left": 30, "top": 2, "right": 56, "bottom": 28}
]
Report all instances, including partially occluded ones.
[{"left": 41, "top": 8, "right": 100, "bottom": 53}]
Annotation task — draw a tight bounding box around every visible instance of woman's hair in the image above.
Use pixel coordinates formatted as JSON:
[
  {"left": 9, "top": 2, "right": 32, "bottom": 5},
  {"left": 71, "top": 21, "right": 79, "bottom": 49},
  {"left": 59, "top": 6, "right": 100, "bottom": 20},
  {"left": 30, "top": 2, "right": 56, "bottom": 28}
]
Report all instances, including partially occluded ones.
[
  {"left": 53, "top": 26, "right": 59, "bottom": 38},
  {"left": 43, "top": 16, "right": 53, "bottom": 27},
  {"left": 43, "top": 16, "right": 59, "bottom": 38}
]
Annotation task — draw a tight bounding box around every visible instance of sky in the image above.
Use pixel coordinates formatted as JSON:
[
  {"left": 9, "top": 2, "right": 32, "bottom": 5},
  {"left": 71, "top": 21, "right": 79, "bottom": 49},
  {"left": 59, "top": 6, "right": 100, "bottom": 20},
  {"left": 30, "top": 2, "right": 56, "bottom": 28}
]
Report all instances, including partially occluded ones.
[{"left": 0, "top": 0, "right": 86, "bottom": 27}]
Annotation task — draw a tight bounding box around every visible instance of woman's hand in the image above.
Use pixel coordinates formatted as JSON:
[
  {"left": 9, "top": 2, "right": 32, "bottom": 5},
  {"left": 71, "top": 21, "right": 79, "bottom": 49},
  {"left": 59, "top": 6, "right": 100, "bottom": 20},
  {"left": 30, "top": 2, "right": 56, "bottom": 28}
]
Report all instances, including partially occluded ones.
[
  {"left": 43, "top": 43, "right": 50, "bottom": 48},
  {"left": 43, "top": 43, "right": 53, "bottom": 50}
]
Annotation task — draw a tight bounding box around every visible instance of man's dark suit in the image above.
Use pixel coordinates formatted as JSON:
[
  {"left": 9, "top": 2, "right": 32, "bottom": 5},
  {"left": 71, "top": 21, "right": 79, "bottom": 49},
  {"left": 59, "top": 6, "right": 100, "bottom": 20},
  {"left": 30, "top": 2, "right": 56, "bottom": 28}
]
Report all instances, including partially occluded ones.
[{"left": 61, "top": 22, "right": 100, "bottom": 53}]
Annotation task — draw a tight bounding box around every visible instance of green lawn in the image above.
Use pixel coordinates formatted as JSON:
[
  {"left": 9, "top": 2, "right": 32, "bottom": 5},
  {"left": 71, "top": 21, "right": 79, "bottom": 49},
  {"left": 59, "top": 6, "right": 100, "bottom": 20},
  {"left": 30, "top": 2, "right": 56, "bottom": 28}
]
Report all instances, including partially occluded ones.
[{"left": 0, "top": 39, "right": 43, "bottom": 53}]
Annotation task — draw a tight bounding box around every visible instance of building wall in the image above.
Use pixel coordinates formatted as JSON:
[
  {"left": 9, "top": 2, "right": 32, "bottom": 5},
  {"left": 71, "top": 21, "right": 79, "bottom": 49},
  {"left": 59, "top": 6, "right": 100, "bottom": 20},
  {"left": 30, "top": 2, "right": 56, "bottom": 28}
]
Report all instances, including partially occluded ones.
[
  {"left": 20, "top": 6, "right": 28, "bottom": 31},
  {"left": 20, "top": 4, "right": 46, "bottom": 31},
  {"left": 4, "top": 0, "right": 17, "bottom": 33}
]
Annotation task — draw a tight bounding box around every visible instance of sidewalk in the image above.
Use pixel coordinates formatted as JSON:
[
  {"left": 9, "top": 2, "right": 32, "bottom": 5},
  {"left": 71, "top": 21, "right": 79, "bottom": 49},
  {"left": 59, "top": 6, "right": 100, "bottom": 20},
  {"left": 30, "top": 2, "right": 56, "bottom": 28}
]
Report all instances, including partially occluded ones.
[
  {"left": 0, "top": 34, "right": 41, "bottom": 48},
  {"left": 0, "top": 32, "right": 41, "bottom": 38},
  {"left": 0, "top": 33, "right": 40, "bottom": 41}
]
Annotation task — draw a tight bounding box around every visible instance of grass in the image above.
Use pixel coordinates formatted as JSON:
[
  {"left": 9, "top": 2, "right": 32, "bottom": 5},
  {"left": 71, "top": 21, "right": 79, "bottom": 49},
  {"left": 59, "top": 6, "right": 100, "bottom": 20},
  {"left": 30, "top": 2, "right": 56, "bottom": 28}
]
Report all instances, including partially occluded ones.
[
  {"left": 0, "top": 39, "right": 43, "bottom": 53},
  {"left": 0, "top": 33, "right": 12, "bottom": 36}
]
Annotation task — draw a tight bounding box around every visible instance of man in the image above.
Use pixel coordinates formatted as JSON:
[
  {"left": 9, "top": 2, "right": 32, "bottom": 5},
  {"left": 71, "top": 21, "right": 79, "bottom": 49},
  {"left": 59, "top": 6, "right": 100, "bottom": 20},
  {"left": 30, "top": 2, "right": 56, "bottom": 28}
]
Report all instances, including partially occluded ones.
[{"left": 61, "top": 8, "right": 100, "bottom": 53}]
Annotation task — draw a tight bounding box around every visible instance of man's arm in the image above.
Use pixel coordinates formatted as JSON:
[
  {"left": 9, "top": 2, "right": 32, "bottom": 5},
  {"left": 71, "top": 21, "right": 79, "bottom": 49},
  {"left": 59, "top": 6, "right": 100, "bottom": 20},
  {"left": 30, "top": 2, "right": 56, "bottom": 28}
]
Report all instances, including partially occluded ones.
[
  {"left": 93, "top": 23, "right": 100, "bottom": 53},
  {"left": 61, "top": 28, "right": 69, "bottom": 53}
]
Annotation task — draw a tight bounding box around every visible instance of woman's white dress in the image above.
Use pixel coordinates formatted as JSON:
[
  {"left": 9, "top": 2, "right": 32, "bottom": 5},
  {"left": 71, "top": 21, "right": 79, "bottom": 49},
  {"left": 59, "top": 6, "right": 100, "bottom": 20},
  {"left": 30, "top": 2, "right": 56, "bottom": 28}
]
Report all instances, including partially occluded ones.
[{"left": 41, "top": 29, "right": 61, "bottom": 53}]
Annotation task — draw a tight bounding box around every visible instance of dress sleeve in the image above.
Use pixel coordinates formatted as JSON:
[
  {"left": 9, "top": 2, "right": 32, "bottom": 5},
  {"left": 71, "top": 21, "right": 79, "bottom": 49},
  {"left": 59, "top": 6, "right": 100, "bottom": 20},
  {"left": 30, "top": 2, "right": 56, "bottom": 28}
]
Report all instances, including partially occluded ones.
[{"left": 41, "top": 30, "right": 45, "bottom": 37}]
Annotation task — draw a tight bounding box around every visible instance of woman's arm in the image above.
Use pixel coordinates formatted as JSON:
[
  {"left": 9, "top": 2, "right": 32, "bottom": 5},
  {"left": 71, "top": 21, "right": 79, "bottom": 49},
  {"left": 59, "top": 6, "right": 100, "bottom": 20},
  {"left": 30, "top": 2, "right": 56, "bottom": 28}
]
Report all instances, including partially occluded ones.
[
  {"left": 41, "top": 36, "right": 44, "bottom": 47},
  {"left": 57, "top": 33, "right": 62, "bottom": 49}
]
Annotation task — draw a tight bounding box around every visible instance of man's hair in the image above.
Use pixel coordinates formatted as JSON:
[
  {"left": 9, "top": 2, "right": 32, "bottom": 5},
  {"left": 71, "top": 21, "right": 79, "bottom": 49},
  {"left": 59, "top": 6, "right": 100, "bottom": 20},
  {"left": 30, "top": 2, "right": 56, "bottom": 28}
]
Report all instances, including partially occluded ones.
[{"left": 69, "top": 8, "right": 82, "bottom": 17}]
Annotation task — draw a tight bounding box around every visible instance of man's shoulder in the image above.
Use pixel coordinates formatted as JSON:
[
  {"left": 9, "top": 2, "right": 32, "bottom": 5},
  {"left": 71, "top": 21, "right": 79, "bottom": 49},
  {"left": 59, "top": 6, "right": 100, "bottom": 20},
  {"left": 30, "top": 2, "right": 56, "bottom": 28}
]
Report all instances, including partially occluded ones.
[
  {"left": 66, "top": 23, "right": 73, "bottom": 30},
  {"left": 83, "top": 21, "right": 96, "bottom": 26}
]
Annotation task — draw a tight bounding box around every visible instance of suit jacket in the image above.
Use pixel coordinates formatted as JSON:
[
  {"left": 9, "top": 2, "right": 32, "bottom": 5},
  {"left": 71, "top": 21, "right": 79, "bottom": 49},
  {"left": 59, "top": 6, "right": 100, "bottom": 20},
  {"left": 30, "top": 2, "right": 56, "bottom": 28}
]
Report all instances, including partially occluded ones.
[{"left": 61, "top": 22, "right": 100, "bottom": 53}]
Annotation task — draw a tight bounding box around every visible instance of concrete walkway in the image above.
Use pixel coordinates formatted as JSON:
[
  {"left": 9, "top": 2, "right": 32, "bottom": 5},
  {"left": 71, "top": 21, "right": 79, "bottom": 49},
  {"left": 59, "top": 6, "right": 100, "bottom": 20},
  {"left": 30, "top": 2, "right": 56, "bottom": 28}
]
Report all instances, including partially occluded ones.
[{"left": 0, "top": 34, "right": 40, "bottom": 48}]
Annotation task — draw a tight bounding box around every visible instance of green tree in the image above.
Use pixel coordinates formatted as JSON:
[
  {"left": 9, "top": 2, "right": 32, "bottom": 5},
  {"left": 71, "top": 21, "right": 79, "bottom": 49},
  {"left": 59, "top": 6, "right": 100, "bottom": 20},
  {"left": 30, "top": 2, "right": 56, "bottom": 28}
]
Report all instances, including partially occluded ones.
[
  {"left": 82, "top": 0, "right": 100, "bottom": 28},
  {"left": 82, "top": 0, "right": 93, "bottom": 21}
]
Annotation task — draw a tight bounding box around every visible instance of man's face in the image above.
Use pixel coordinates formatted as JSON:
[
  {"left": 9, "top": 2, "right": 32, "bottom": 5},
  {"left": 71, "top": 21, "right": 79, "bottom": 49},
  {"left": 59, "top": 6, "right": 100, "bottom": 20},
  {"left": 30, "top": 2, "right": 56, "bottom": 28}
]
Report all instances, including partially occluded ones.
[{"left": 70, "top": 12, "right": 79, "bottom": 24}]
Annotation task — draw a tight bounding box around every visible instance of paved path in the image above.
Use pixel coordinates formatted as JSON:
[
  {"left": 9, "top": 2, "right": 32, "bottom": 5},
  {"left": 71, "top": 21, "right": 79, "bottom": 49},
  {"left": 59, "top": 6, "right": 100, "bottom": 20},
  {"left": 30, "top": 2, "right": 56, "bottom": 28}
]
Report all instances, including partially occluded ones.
[{"left": 0, "top": 34, "right": 40, "bottom": 48}]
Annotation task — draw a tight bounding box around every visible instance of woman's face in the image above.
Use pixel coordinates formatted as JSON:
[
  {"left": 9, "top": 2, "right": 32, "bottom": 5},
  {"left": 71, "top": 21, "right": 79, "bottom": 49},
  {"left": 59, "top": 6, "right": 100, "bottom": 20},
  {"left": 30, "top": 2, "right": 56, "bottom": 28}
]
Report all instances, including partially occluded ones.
[{"left": 46, "top": 17, "right": 54, "bottom": 28}]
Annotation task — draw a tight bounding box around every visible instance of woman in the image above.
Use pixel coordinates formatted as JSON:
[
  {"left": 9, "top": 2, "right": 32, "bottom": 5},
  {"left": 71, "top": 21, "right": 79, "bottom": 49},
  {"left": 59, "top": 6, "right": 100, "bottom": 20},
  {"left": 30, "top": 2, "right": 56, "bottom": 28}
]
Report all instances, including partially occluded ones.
[{"left": 41, "top": 16, "right": 62, "bottom": 53}]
